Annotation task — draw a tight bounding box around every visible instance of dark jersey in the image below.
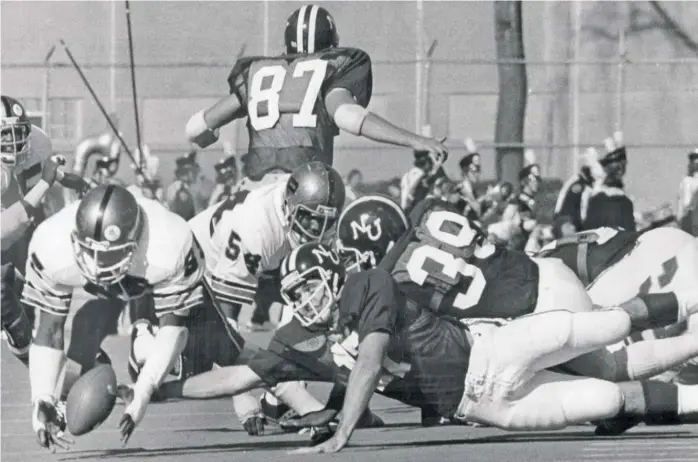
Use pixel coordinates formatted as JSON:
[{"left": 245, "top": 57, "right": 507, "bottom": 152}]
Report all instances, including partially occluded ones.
[
  {"left": 227, "top": 47, "right": 372, "bottom": 180},
  {"left": 381, "top": 198, "right": 539, "bottom": 320},
  {"left": 537, "top": 227, "right": 641, "bottom": 286},
  {"left": 554, "top": 173, "right": 593, "bottom": 231},
  {"left": 583, "top": 186, "right": 636, "bottom": 232},
  {"left": 247, "top": 268, "right": 470, "bottom": 418}
]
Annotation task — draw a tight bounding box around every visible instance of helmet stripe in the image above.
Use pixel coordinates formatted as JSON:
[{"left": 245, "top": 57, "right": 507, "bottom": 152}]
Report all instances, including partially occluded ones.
[
  {"left": 94, "top": 185, "right": 116, "bottom": 240},
  {"left": 296, "top": 5, "right": 308, "bottom": 53},
  {"left": 288, "top": 245, "right": 301, "bottom": 273},
  {"left": 307, "top": 5, "right": 320, "bottom": 53}
]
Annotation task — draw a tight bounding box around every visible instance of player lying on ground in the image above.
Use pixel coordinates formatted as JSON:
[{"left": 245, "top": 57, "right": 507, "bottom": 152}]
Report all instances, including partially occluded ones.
[
  {"left": 22, "top": 185, "right": 207, "bottom": 450},
  {"left": 130, "top": 240, "right": 698, "bottom": 454},
  {"left": 186, "top": 4, "right": 447, "bottom": 182},
  {"left": 538, "top": 225, "right": 698, "bottom": 433}
]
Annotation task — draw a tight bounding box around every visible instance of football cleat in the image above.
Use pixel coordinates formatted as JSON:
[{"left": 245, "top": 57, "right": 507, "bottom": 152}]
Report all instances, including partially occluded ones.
[{"left": 261, "top": 392, "right": 298, "bottom": 429}]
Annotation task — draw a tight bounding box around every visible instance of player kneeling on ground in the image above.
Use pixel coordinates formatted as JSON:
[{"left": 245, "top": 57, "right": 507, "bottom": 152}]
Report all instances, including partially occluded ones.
[{"left": 22, "top": 185, "right": 204, "bottom": 450}]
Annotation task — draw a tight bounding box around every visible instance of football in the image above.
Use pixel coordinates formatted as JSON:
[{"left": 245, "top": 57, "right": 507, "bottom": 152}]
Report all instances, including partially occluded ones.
[{"left": 66, "top": 364, "right": 118, "bottom": 436}]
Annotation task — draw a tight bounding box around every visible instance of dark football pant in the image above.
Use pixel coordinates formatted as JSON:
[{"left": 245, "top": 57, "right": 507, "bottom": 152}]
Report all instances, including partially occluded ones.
[
  {"left": 250, "top": 269, "right": 283, "bottom": 325},
  {"left": 128, "top": 291, "right": 247, "bottom": 385},
  {"left": 1, "top": 262, "right": 32, "bottom": 364}
]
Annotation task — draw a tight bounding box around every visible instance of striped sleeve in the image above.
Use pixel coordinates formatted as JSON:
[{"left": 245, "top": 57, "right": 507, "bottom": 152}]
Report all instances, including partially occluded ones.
[
  {"left": 21, "top": 252, "right": 73, "bottom": 316},
  {"left": 153, "top": 238, "right": 206, "bottom": 317}
]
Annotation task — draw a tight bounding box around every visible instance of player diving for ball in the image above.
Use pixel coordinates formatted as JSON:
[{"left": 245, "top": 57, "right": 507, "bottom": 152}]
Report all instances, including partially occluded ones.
[
  {"left": 140, "top": 195, "right": 698, "bottom": 451},
  {"left": 22, "top": 184, "right": 209, "bottom": 450},
  {"left": 185, "top": 4, "right": 447, "bottom": 191},
  {"left": 130, "top": 237, "right": 698, "bottom": 454}
]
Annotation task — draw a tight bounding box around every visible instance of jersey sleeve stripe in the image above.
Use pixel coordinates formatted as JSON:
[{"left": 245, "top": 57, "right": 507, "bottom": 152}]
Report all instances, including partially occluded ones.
[
  {"left": 153, "top": 285, "right": 205, "bottom": 315},
  {"left": 209, "top": 275, "right": 256, "bottom": 293},
  {"left": 21, "top": 286, "right": 71, "bottom": 316}
]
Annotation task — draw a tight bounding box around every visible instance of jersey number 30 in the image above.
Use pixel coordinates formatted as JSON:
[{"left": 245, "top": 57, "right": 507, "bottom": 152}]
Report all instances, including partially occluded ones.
[
  {"left": 248, "top": 59, "right": 328, "bottom": 131},
  {"left": 406, "top": 210, "right": 486, "bottom": 311}
]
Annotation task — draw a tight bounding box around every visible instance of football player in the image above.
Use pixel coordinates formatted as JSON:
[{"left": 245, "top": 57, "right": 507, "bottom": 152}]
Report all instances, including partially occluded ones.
[
  {"left": 185, "top": 4, "right": 447, "bottom": 190},
  {"left": 148, "top": 241, "right": 698, "bottom": 454},
  {"left": 2, "top": 95, "right": 88, "bottom": 365},
  {"left": 186, "top": 161, "right": 347, "bottom": 427},
  {"left": 537, "top": 225, "right": 698, "bottom": 434},
  {"left": 22, "top": 185, "right": 205, "bottom": 449}
]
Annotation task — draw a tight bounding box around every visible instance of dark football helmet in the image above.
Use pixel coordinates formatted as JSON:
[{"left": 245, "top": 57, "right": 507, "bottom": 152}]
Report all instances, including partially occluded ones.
[
  {"left": 1, "top": 95, "right": 32, "bottom": 166},
  {"left": 71, "top": 185, "right": 144, "bottom": 284},
  {"left": 284, "top": 5, "right": 339, "bottom": 54},
  {"left": 279, "top": 242, "right": 345, "bottom": 326},
  {"left": 335, "top": 194, "right": 409, "bottom": 273},
  {"left": 285, "top": 161, "right": 346, "bottom": 244}
]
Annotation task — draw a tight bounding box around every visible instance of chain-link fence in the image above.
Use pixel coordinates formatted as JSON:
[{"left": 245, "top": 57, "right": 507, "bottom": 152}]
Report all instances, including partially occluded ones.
[{"left": 4, "top": 56, "right": 697, "bottom": 211}]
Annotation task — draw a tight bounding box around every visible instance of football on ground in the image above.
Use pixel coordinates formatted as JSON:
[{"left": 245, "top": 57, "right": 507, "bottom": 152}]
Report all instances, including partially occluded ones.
[{"left": 66, "top": 364, "right": 118, "bottom": 436}]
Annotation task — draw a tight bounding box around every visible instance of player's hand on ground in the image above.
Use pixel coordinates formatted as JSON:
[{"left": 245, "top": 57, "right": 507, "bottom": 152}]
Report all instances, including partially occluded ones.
[
  {"left": 411, "top": 136, "right": 448, "bottom": 165},
  {"left": 279, "top": 408, "right": 339, "bottom": 430},
  {"left": 32, "top": 398, "right": 73, "bottom": 452},
  {"left": 242, "top": 414, "right": 266, "bottom": 436},
  {"left": 119, "top": 392, "right": 149, "bottom": 446},
  {"left": 289, "top": 433, "right": 348, "bottom": 455}
]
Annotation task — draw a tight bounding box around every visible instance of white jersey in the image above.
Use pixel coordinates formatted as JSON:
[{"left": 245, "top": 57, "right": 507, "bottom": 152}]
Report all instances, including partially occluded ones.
[
  {"left": 189, "top": 175, "right": 293, "bottom": 306},
  {"left": 22, "top": 197, "right": 205, "bottom": 317}
]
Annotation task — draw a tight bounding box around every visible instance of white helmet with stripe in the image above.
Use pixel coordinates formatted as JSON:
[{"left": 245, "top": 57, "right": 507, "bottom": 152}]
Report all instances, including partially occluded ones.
[{"left": 284, "top": 4, "right": 339, "bottom": 54}]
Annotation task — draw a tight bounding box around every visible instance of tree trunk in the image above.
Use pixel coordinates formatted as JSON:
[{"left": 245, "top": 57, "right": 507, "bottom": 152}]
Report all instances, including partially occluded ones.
[{"left": 494, "top": 1, "right": 528, "bottom": 185}]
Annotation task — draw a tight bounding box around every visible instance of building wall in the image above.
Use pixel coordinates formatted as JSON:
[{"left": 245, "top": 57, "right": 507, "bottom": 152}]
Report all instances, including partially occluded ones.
[{"left": 2, "top": 1, "right": 696, "bottom": 210}]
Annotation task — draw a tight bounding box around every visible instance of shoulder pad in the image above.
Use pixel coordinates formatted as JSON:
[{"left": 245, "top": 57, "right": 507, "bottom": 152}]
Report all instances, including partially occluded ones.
[{"left": 227, "top": 56, "right": 263, "bottom": 95}]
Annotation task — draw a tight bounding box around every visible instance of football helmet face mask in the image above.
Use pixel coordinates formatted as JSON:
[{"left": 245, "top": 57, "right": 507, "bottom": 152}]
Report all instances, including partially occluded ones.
[
  {"left": 285, "top": 5, "right": 339, "bottom": 54},
  {"left": 1, "top": 96, "right": 32, "bottom": 167},
  {"left": 280, "top": 243, "right": 346, "bottom": 327},
  {"left": 335, "top": 195, "right": 409, "bottom": 274},
  {"left": 71, "top": 185, "right": 144, "bottom": 285},
  {"left": 285, "top": 162, "right": 346, "bottom": 244}
]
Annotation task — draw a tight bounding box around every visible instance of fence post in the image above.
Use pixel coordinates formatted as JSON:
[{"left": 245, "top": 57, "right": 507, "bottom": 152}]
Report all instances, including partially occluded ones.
[
  {"left": 415, "top": 0, "right": 424, "bottom": 132},
  {"left": 570, "top": 0, "right": 582, "bottom": 175},
  {"left": 615, "top": 7, "right": 628, "bottom": 134}
]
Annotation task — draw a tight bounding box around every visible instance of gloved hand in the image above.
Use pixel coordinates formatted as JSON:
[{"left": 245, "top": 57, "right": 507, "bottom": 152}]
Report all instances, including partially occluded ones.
[
  {"left": 242, "top": 414, "right": 266, "bottom": 436},
  {"left": 41, "top": 155, "right": 66, "bottom": 186},
  {"left": 32, "top": 397, "right": 72, "bottom": 451}
]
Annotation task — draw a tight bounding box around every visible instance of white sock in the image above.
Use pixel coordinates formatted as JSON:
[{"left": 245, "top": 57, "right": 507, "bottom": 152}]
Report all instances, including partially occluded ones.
[{"left": 677, "top": 384, "right": 698, "bottom": 415}]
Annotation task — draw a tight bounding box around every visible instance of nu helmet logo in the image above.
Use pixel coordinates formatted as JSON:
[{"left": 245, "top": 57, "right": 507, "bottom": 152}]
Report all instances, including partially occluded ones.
[{"left": 350, "top": 215, "right": 382, "bottom": 241}]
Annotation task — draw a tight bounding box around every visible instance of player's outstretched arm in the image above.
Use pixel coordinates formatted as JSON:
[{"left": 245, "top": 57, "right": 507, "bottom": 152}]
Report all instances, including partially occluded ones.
[
  {"left": 325, "top": 88, "right": 447, "bottom": 158},
  {"left": 294, "top": 331, "right": 390, "bottom": 455},
  {"left": 120, "top": 313, "right": 188, "bottom": 445},
  {"left": 186, "top": 94, "right": 245, "bottom": 149},
  {"left": 160, "top": 364, "right": 266, "bottom": 399}
]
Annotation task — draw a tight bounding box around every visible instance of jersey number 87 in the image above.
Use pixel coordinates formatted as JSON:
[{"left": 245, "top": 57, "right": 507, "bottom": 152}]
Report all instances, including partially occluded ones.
[
  {"left": 406, "top": 210, "right": 486, "bottom": 311},
  {"left": 248, "top": 59, "right": 328, "bottom": 131}
]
